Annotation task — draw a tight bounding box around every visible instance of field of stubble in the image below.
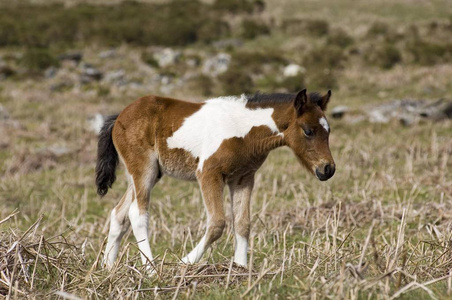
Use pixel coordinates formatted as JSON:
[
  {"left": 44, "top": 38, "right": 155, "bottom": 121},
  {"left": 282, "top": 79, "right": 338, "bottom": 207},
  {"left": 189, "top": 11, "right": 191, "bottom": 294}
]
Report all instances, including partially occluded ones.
[{"left": 1, "top": 0, "right": 452, "bottom": 299}]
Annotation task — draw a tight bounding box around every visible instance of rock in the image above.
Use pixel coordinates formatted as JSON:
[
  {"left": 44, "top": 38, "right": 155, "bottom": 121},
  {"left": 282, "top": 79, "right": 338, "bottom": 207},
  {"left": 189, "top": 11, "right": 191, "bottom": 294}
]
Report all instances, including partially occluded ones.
[
  {"left": 283, "top": 64, "right": 305, "bottom": 77},
  {"left": 44, "top": 66, "right": 58, "bottom": 79},
  {"left": 99, "top": 49, "right": 116, "bottom": 59},
  {"left": 331, "top": 105, "right": 349, "bottom": 119},
  {"left": 58, "top": 51, "right": 83, "bottom": 64},
  {"left": 103, "top": 69, "right": 126, "bottom": 85},
  {"left": 50, "top": 82, "right": 73, "bottom": 92},
  {"left": 153, "top": 48, "right": 181, "bottom": 68},
  {"left": 46, "top": 146, "right": 72, "bottom": 157},
  {"left": 0, "top": 105, "right": 10, "bottom": 120},
  {"left": 87, "top": 113, "right": 105, "bottom": 135},
  {"left": 80, "top": 63, "right": 103, "bottom": 83},
  {"left": 0, "top": 63, "right": 15, "bottom": 80},
  {"left": 202, "top": 53, "right": 231, "bottom": 77},
  {"left": 213, "top": 39, "right": 243, "bottom": 49}
]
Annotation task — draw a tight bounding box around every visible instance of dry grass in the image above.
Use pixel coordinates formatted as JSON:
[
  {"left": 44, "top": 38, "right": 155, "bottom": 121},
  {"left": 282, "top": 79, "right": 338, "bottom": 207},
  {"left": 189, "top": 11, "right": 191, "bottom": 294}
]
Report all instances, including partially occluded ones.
[{"left": 1, "top": 0, "right": 452, "bottom": 298}]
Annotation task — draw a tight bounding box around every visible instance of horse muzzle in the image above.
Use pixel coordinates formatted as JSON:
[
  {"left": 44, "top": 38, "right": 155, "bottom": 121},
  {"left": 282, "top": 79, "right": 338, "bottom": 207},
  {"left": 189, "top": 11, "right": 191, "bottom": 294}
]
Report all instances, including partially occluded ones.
[{"left": 315, "top": 163, "right": 335, "bottom": 181}]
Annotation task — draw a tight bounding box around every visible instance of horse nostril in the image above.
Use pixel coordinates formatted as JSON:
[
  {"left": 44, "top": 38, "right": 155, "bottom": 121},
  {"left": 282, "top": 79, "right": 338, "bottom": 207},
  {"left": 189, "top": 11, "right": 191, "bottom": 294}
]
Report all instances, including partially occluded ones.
[{"left": 324, "top": 164, "right": 331, "bottom": 175}]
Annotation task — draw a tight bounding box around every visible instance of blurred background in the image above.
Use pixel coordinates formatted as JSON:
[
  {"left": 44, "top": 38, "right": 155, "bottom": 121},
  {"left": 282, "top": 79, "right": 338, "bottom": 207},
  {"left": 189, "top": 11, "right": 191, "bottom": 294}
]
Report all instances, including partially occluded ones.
[{"left": 0, "top": 0, "right": 451, "bottom": 298}]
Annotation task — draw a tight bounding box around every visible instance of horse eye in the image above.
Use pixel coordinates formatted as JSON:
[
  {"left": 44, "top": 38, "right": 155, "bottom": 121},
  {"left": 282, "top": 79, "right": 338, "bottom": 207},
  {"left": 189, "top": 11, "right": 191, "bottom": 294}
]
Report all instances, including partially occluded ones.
[{"left": 304, "top": 129, "right": 314, "bottom": 137}]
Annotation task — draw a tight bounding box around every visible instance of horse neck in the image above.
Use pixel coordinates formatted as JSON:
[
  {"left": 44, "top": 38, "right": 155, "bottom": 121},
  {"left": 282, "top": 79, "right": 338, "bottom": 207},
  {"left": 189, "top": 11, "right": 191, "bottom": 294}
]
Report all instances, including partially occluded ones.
[{"left": 245, "top": 102, "right": 292, "bottom": 156}]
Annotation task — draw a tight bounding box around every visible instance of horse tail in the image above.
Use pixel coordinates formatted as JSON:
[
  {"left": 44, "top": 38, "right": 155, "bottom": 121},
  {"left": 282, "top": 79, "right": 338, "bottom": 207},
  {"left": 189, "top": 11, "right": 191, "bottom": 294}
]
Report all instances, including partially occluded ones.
[{"left": 96, "top": 114, "right": 120, "bottom": 197}]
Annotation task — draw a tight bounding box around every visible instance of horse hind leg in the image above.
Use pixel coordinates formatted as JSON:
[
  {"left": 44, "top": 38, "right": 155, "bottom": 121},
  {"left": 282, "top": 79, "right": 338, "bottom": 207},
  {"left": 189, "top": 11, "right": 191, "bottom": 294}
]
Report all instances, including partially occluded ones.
[
  {"left": 104, "top": 184, "right": 133, "bottom": 269},
  {"left": 127, "top": 153, "right": 161, "bottom": 271}
]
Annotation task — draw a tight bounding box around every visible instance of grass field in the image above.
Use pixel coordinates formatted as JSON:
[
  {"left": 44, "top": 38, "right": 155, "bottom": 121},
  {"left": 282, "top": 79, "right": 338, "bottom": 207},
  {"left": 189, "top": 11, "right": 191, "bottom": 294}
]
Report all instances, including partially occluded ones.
[{"left": 1, "top": 0, "right": 451, "bottom": 299}]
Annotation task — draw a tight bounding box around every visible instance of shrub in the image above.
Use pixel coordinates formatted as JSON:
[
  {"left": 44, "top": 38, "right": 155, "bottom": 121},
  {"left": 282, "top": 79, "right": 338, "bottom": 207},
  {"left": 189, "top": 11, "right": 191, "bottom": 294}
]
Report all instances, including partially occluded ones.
[
  {"left": 303, "top": 45, "right": 345, "bottom": 69},
  {"left": 21, "top": 49, "right": 59, "bottom": 72},
  {"left": 141, "top": 52, "right": 159, "bottom": 68},
  {"left": 240, "top": 20, "right": 270, "bottom": 39},
  {"left": 0, "top": 0, "right": 236, "bottom": 48},
  {"left": 307, "top": 70, "right": 338, "bottom": 90},
  {"left": 187, "top": 74, "right": 215, "bottom": 96},
  {"left": 282, "top": 18, "right": 329, "bottom": 37},
  {"left": 212, "top": 0, "right": 254, "bottom": 14},
  {"left": 218, "top": 67, "right": 253, "bottom": 95},
  {"left": 197, "top": 20, "right": 231, "bottom": 43},
  {"left": 364, "top": 44, "right": 402, "bottom": 69},
  {"left": 407, "top": 40, "right": 452, "bottom": 65},
  {"left": 327, "top": 28, "right": 354, "bottom": 48},
  {"left": 279, "top": 75, "right": 306, "bottom": 92}
]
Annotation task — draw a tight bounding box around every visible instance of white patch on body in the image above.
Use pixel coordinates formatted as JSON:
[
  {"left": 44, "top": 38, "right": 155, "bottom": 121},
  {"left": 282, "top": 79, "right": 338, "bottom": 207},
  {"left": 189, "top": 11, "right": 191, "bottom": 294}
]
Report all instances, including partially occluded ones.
[
  {"left": 167, "top": 95, "right": 280, "bottom": 170},
  {"left": 319, "top": 117, "right": 329, "bottom": 132},
  {"left": 234, "top": 234, "right": 248, "bottom": 267}
]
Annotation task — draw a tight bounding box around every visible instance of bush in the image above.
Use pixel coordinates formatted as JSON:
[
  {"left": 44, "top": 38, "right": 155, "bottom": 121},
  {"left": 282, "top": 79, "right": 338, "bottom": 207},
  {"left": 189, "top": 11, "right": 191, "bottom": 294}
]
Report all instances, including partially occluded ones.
[
  {"left": 21, "top": 49, "right": 59, "bottom": 72},
  {"left": 364, "top": 44, "right": 402, "bottom": 69},
  {"left": 303, "top": 45, "right": 345, "bottom": 69},
  {"left": 279, "top": 75, "right": 306, "bottom": 92},
  {"left": 407, "top": 40, "right": 452, "bottom": 65},
  {"left": 212, "top": 0, "right": 254, "bottom": 13},
  {"left": 327, "top": 28, "right": 354, "bottom": 48},
  {"left": 218, "top": 68, "right": 253, "bottom": 95},
  {"left": 307, "top": 70, "right": 338, "bottom": 90},
  {"left": 240, "top": 20, "right": 270, "bottom": 39},
  {"left": 282, "top": 18, "right": 329, "bottom": 37},
  {"left": 230, "top": 50, "right": 287, "bottom": 73},
  {"left": 366, "top": 21, "right": 398, "bottom": 42},
  {"left": 197, "top": 20, "right": 231, "bottom": 43},
  {"left": 0, "top": 0, "right": 236, "bottom": 48}
]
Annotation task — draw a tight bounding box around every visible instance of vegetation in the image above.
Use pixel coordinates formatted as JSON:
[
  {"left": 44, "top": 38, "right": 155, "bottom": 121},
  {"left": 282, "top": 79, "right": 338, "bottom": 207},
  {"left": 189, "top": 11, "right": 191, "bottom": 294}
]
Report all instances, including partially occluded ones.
[{"left": 1, "top": 0, "right": 452, "bottom": 298}]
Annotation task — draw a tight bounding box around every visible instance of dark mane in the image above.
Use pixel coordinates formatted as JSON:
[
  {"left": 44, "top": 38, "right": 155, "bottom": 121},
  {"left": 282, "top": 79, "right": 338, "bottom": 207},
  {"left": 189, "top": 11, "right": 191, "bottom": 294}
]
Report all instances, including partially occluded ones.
[{"left": 246, "top": 92, "right": 323, "bottom": 105}]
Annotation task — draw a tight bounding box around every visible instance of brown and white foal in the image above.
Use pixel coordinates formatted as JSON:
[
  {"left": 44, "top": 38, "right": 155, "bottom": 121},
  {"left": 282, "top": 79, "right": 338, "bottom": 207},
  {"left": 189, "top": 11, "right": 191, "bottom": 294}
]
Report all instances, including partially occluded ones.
[{"left": 96, "top": 89, "right": 335, "bottom": 270}]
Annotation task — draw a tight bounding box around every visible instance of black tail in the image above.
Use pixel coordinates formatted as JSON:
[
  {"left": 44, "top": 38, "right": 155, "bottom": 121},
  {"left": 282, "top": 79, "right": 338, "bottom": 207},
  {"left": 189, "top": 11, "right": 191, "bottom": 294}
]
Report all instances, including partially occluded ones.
[{"left": 95, "top": 114, "right": 119, "bottom": 197}]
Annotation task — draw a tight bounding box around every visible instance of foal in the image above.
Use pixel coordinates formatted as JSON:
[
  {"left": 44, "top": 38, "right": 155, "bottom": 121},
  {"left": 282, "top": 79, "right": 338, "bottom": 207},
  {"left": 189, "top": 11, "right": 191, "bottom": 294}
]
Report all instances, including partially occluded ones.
[{"left": 96, "top": 89, "right": 335, "bottom": 270}]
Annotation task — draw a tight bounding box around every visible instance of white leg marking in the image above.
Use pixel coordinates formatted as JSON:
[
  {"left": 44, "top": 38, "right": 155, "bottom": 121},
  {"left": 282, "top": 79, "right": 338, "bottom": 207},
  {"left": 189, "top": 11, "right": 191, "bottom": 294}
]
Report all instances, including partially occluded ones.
[
  {"left": 234, "top": 234, "right": 248, "bottom": 267},
  {"left": 319, "top": 117, "right": 330, "bottom": 132},
  {"left": 182, "top": 235, "right": 207, "bottom": 264},
  {"left": 104, "top": 208, "right": 123, "bottom": 268},
  {"left": 129, "top": 200, "right": 154, "bottom": 267}
]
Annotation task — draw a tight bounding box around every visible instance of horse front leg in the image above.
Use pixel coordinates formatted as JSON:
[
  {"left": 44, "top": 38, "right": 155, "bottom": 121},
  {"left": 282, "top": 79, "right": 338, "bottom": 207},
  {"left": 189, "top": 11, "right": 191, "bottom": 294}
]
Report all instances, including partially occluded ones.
[
  {"left": 182, "top": 171, "right": 225, "bottom": 264},
  {"left": 229, "top": 174, "right": 254, "bottom": 267}
]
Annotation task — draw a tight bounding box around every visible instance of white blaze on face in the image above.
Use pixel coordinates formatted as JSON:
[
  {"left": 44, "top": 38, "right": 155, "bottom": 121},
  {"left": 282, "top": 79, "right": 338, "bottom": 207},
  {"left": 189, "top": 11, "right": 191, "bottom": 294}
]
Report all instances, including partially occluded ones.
[
  {"left": 167, "top": 95, "right": 280, "bottom": 170},
  {"left": 319, "top": 117, "right": 329, "bottom": 133}
]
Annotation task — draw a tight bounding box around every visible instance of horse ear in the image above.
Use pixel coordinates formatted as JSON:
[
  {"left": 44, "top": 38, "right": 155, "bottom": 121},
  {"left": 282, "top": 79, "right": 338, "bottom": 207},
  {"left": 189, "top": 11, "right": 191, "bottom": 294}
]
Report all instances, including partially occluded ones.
[
  {"left": 294, "top": 89, "right": 307, "bottom": 116},
  {"left": 319, "top": 90, "right": 331, "bottom": 111}
]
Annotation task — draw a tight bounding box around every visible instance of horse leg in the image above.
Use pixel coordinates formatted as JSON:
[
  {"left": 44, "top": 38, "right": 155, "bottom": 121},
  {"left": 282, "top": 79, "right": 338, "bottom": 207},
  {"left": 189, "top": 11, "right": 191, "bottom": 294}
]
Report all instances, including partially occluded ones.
[
  {"left": 104, "top": 184, "right": 133, "bottom": 269},
  {"left": 182, "top": 172, "right": 225, "bottom": 264},
  {"left": 128, "top": 154, "right": 160, "bottom": 270},
  {"left": 229, "top": 174, "right": 254, "bottom": 267}
]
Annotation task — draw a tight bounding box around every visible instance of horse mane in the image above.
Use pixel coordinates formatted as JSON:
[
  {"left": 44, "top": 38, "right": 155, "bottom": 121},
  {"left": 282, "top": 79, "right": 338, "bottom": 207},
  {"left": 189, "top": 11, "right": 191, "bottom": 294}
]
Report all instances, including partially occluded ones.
[{"left": 246, "top": 92, "right": 323, "bottom": 106}]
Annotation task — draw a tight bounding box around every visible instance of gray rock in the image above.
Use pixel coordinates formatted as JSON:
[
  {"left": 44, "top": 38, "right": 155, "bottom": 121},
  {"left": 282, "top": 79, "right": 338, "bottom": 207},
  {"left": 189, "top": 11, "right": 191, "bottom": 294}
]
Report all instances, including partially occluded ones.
[
  {"left": 80, "top": 63, "right": 103, "bottom": 83},
  {"left": 58, "top": 51, "right": 83, "bottom": 64},
  {"left": 202, "top": 53, "right": 231, "bottom": 77},
  {"left": 213, "top": 39, "right": 243, "bottom": 49},
  {"left": 153, "top": 48, "right": 181, "bottom": 67},
  {"left": 44, "top": 66, "right": 57, "bottom": 79},
  {"left": 0, "top": 63, "right": 15, "bottom": 80},
  {"left": 87, "top": 113, "right": 105, "bottom": 135},
  {"left": 283, "top": 64, "right": 305, "bottom": 77},
  {"left": 103, "top": 69, "right": 126, "bottom": 85},
  {"left": 331, "top": 105, "right": 349, "bottom": 119},
  {"left": 0, "top": 105, "right": 10, "bottom": 120},
  {"left": 99, "top": 49, "right": 116, "bottom": 59}
]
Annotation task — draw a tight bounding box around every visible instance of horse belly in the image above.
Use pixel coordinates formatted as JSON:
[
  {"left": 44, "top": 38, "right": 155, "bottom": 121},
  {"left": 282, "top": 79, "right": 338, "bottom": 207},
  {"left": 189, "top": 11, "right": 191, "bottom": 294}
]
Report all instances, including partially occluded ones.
[{"left": 158, "top": 148, "right": 198, "bottom": 181}]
